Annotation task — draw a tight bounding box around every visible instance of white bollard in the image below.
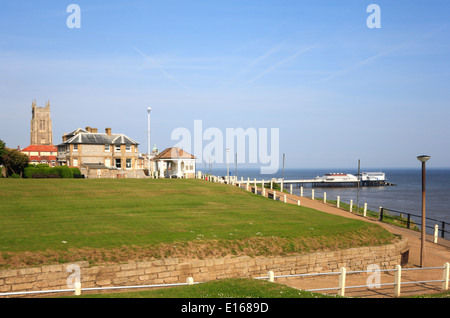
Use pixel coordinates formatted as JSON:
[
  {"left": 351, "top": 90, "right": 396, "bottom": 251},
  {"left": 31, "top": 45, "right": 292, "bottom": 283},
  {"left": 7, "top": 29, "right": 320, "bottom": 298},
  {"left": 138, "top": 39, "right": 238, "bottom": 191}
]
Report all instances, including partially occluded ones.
[
  {"left": 281, "top": 181, "right": 284, "bottom": 193},
  {"left": 300, "top": 186, "right": 303, "bottom": 197},
  {"left": 394, "top": 265, "right": 402, "bottom": 297},
  {"left": 268, "top": 271, "right": 274, "bottom": 283},
  {"left": 262, "top": 187, "right": 266, "bottom": 197},
  {"left": 338, "top": 267, "right": 346, "bottom": 297},
  {"left": 434, "top": 224, "right": 439, "bottom": 244},
  {"left": 270, "top": 181, "right": 273, "bottom": 190},
  {"left": 74, "top": 281, "right": 81, "bottom": 296},
  {"left": 443, "top": 262, "right": 450, "bottom": 291},
  {"left": 337, "top": 196, "right": 340, "bottom": 208},
  {"left": 187, "top": 277, "right": 194, "bottom": 285},
  {"left": 273, "top": 191, "right": 276, "bottom": 200},
  {"left": 350, "top": 200, "right": 353, "bottom": 212},
  {"left": 284, "top": 194, "right": 287, "bottom": 203},
  {"left": 311, "top": 189, "right": 314, "bottom": 200},
  {"left": 254, "top": 185, "right": 258, "bottom": 194},
  {"left": 290, "top": 184, "right": 293, "bottom": 195},
  {"left": 324, "top": 192, "right": 327, "bottom": 203},
  {"left": 363, "top": 203, "right": 367, "bottom": 217},
  {"left": 298, "top": 200, "right": 301, "bottom": 206}
]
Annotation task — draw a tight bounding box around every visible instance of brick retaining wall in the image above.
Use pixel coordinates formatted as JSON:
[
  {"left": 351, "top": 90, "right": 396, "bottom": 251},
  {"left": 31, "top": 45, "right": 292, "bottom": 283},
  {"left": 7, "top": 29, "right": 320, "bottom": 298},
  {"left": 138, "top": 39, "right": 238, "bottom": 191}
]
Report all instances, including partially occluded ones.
[{"left": 0, "top": 237, "right": 408, "bottom": 296}]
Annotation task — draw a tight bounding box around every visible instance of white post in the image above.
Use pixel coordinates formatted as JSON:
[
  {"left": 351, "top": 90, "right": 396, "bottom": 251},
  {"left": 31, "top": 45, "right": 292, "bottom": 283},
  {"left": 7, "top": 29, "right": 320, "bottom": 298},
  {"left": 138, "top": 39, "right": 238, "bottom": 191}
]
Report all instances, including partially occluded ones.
[
  {"left": 311, "top": 189, "right": 314, "bottom": 200},
  {"left": 297, "top": 200, "right": 301, "bottom": 206},
  {"left": 434, "top": 225, "right": 439, "bottom": 244},
  {"left": 284, "top": 194, "right": 287, "bottom": 203},
  {"left": 268, "top": 271, "right": 274, "bottom": 283},
  {"left": 254, "top": 178, "right": 257, "bottom": 188},
  {"left": 255, "top": 185, "right": 258, "bottom": 194},
  {"left": 443, "top": 262, "right": 450, "bottom": 291},
  {"left": 273, "top": 191, "right": 276, "bottom": 200},
  {"left": 290, "top": 184, "right": 293, "bottom": 195},
  {"left": 350, "top": 200, "right": 353, "bottom": 212},
  {"left": 338, "top": 267, "right": 346, "bottom": 297},
  {"left": 263, "top": 187, "right": 266, "bottom": 197},
  {"left": 363, "top": 203, "right": 367, "bottom": 217},
  {"left": 324, "top": 192, "right": 327, "bottom": 203},
  {"left": 270, "top": 181, "right": 273, "bottom": 190},
  {"left": 281, "top": 181, "right": 284, "bottom": 193},
  {"left": 300, "top": 186, "right": 303, "bottom": 197},
  {"left": 246, "top": 182, "right": 249, "bottom": 191},
  {"left": 262, "top": 179, "right": 265, "bottom": 189},
  {"left": 394, "top": 265, "right": 402, "bottom": 297},
  {"left": 187, "top": 277, "right": 194, "bottom": 285},
  {"left": 337, "top": 196, "right": 340, "bottom": 208},
  {"left": 74, "top": 281, "right": 81, "bottom": 296}
]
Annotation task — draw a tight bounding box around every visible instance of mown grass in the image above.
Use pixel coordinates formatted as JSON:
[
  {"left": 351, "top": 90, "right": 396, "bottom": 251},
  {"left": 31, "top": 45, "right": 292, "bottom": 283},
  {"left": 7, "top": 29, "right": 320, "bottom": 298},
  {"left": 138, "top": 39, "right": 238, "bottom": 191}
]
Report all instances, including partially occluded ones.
[
  {"left": 0, "top": 178, "right": 396, "bottom": 268},
  {"left": 62, "top": 278, "right": 339, "bottom": 298}
]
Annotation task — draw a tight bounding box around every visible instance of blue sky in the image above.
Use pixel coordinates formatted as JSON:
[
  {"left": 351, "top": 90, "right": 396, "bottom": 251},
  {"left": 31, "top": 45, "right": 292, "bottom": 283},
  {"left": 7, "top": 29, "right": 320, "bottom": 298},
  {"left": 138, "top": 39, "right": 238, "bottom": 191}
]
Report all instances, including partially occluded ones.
[{"left": 1, "top": 1, "right": 449, "bottom": 170}]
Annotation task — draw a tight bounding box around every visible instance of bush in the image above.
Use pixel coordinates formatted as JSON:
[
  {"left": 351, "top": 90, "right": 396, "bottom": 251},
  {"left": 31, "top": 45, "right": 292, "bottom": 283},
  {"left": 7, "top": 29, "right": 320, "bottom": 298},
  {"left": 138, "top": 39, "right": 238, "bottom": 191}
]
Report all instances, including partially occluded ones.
[
  {"left": 9, "top": 174, "right": 21, "bottom": 178},
  {"left": 24, "top": 166, "right": 76, "bottom": 178}
]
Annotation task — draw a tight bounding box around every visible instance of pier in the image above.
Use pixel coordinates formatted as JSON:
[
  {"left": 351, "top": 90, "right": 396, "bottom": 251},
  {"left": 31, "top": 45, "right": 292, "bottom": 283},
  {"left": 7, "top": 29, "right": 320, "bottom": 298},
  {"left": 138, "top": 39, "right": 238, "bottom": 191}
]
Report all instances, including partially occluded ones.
[{"left": 218, "top": 176, "right": 395, "bottom": 188}]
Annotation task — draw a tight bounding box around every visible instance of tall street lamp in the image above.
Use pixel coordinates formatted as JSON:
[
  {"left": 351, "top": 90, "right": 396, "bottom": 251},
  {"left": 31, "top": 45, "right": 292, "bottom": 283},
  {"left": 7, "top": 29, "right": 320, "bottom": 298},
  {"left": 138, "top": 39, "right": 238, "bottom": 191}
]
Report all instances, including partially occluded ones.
[
  {"left": 147, "top": 107, "right": 152, "bottom": 177},
  {"left": 417, "top": 154, "right": 430, "bottom": 268}
]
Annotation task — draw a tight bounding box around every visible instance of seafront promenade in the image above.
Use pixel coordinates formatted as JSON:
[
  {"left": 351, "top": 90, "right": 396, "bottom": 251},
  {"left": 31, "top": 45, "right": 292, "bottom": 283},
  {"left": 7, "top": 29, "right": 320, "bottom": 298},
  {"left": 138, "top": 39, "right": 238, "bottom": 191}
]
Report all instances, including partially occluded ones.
[{"left": 239, "top": 182, "right": 450, "bottom": 297}]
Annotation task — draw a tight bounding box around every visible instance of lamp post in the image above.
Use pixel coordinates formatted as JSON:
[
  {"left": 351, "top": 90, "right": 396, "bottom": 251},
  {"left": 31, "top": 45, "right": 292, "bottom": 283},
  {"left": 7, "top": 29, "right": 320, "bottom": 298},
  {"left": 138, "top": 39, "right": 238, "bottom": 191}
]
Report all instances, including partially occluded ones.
[
  {"left": 226, "top": 148, "right": 230, "bottom": 183},
  {"left": 417, "top": 155, "right": 430, "bottom": 268},
  {"left": 147, "top": 107, "right": 151, "bottom": 177}
]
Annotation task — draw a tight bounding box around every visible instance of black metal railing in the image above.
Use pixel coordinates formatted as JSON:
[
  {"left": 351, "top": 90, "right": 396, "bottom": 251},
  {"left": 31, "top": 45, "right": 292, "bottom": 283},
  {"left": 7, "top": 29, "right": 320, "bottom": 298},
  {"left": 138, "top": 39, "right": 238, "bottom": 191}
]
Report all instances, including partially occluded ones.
[{"left": 380, "top": 208, "right": 450, "bottom": 239}]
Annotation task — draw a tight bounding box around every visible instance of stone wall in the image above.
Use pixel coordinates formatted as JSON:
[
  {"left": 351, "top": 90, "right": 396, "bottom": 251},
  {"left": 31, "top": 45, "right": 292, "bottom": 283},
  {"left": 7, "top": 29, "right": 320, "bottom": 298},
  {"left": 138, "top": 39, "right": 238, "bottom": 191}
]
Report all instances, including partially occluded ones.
[{"left": 0, "top": 237, "right": 408, "bottom": 297}]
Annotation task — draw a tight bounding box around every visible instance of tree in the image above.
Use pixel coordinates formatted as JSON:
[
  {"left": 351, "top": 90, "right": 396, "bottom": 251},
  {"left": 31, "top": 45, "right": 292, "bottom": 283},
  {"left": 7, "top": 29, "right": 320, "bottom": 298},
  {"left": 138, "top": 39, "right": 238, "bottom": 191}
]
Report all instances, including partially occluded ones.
[{"left": 1, "top": 146, "right": 29, "bottom": 177}]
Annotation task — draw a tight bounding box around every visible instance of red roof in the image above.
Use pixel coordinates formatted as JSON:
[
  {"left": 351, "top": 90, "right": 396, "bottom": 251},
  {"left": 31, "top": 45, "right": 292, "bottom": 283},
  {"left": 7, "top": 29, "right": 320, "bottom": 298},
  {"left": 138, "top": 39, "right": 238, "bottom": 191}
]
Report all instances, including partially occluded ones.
[{"left": 21, "top": 145, "right": 57, "bottom": 152}]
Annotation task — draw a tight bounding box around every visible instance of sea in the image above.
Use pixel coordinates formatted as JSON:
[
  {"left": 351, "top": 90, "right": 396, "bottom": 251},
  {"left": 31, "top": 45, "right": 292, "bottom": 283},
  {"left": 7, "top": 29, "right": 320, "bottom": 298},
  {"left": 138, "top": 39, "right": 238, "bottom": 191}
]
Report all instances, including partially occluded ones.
[{"left": 204, "top": 167, "right": 450, "bottom": 234}]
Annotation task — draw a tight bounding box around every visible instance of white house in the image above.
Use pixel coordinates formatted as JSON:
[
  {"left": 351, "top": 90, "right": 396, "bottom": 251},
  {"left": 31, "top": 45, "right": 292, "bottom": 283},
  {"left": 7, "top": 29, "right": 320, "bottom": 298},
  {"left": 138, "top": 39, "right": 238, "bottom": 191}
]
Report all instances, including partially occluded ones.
[{"left": 154, "top": 147, "right": 196, "bottom": 178}]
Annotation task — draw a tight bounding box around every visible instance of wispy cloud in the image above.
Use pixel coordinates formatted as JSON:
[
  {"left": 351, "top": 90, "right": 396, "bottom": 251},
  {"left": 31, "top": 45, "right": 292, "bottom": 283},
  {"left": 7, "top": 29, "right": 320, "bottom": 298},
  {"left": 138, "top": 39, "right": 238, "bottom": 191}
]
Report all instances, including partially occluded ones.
[
  {"left": 244, "top": 45, "right": 316, "bottom": 85},
  {"left": 131, "top": 45, "right": 190, "bottom": 89}
]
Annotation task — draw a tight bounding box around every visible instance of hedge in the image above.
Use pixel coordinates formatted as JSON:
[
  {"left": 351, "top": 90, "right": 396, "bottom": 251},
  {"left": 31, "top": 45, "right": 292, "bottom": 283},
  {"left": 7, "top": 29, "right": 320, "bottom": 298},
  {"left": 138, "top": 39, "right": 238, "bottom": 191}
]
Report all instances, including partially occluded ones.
[{"left": 24, "top": 166, "right": 81, "bottom": 179}]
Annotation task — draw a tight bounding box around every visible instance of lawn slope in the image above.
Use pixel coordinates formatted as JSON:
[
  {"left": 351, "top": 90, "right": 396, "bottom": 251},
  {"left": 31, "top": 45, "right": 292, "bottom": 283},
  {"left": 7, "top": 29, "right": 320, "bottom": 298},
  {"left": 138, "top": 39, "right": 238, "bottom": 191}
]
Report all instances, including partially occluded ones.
[{"left": 0, "top": 179, "right": 396, "bottom": 268}]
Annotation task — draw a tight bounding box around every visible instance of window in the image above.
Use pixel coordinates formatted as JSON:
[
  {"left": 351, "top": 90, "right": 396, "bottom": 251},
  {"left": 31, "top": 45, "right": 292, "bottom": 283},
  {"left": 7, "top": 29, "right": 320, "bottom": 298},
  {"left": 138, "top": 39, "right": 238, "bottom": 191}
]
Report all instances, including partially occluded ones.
[
  {"left": 73, "top": 158, "right": 78, "bottom": 166},
  {"left": 126, "top": 159, "right": 132, "bottom": 169},
  {"left": 115, "top": 159, "right": 121, "bottom": 168},
  {"left": 73, "top": 144, "right": 78, "bottom": 151},
  {"left": 115, "top": 145, "right": 121, "bottom": 152},
  {"left": 105, "top": 144, "right": 110, "bottom": 152},
  {"left": 126, "top": 144, "right": 131, "bottom": 152}
]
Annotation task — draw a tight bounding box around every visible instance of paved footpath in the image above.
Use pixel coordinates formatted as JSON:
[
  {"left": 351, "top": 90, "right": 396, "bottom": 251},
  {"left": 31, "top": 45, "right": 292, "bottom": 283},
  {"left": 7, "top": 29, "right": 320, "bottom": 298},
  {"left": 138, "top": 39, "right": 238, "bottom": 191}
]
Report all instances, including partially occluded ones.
[{"left": 255, "top": 187, "right": 450, "bottom": 298}]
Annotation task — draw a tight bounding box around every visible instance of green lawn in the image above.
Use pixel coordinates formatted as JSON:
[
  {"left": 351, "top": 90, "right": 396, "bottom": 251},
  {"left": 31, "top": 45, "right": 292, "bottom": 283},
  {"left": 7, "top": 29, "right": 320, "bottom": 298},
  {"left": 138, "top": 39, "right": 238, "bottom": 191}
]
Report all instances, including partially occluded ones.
[
  {"left": 0, "top": 178, "right": 395, "bottom": 268},
  {"left": 64, "top": 278, "right": 339, "bottom": 298}
]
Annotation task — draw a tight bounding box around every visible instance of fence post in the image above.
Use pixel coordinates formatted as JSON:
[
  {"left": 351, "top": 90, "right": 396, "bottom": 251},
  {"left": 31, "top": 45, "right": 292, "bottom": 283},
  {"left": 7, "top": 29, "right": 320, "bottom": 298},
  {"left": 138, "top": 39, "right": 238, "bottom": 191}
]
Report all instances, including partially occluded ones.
[
  {"left": 324, "top": 192, "right": 327, "bottom": 203},
  {"left": 337, "top": 196, "right": 340, "bottom": 208},
  {"left": 187, "top": 277, "right": 194, "bottom": 285},
  {"left": 284, "top": 194, "right": 287, "bottom": 203},
  {"left": 311, "top": 189, "right": 314, "bottom": 200},
  {"left": 350, "top": 200, "right": 353, "bottom": 212},
  {"left": 338, "top": 267, "right": 346, "bottom": 297},
  {"left": 74, "top": 281, "right": 81, "bottom": 296},
  {"left": 443, "top": 262, "right": 449, "bottom": 291},
  {"left": 363, "top": 203, "right": 367, "bottom": 217},
  {"left": 298, "top": 200, "right": 301, "bottom": 206},
  {"left": 254, "top": 185, "right": 258, "bottom": 194},
  {"left": 262, "top": 187, "right": 266, "bottom": 197},
  {"left": 290, "top": 184, "right": 293, "bottom": 195},
  {"left": 434, "top": 225, "right": 439, "bottom": 244},
  {"left": 268, "top": 271, "right": 274, "bottom": 283},
  {"left": 394, "top": 265, "right": 402, "bottom": 297},
  {"left": 300, "top": 186, "right": 303, "bottom": 197},
  {"left": 379, "top": 207, "right": 384, "bottom": 222},
  {"left": 273, "top": 191, "right": 276, "bottom": 200}
]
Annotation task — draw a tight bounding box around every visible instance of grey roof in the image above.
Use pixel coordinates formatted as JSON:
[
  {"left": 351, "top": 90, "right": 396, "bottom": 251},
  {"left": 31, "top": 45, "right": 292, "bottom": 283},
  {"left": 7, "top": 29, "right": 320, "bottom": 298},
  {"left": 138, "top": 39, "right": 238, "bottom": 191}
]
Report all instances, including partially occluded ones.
[{"left": 60, "top": 129, "right": 139, "bottom": 146}]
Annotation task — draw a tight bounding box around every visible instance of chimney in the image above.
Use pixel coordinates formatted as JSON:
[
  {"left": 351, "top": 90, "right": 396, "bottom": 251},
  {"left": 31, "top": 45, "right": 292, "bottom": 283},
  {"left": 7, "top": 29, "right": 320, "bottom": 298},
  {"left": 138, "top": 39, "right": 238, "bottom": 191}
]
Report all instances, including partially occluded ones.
[
  {"left": 91, "top": 128, "right": 98, "bottom": 133},
  {"left": 85, "top": 126, "right": 91, "bottom": 133},
  {"left": 105, "top": 128, "right": 112, "bottom": 136}
]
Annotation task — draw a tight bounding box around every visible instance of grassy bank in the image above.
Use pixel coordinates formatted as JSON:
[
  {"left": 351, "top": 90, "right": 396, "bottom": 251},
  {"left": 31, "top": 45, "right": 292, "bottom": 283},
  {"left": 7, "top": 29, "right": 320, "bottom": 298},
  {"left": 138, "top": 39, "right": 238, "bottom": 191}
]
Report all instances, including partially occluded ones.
[{"left": 0, "top": 178, "right": 396, "bottom": 269}]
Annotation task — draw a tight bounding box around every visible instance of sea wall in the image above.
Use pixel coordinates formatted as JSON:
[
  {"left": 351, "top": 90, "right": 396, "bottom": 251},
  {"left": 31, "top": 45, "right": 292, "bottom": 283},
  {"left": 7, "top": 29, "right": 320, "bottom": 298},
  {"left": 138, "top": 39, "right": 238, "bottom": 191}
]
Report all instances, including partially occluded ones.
[{"left": 0, "top": 236, "right": 408, "bottom": 297}]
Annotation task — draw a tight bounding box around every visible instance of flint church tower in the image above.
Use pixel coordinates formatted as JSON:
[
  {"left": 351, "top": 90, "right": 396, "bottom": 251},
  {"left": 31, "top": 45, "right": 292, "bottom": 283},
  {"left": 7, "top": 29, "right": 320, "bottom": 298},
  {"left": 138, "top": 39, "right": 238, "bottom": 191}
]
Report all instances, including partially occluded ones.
[{"left": 30, "top": 100, "right": 53, "bottom": 145}]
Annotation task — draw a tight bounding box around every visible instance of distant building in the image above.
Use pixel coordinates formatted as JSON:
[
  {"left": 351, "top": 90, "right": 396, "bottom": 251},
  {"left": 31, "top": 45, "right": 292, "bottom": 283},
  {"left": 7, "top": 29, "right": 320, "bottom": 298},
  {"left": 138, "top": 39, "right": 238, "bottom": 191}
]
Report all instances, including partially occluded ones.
[
  {"left": 21, "top": 145, "right": 57, "bottom": 167},
  {"left": 30, "top": 100, "right": 53, "bottom": 145},
  {"left": 154, "top": 147, "right": 196, "bottom": 178},
  {"left": 56, "top": 127, "right": 145, "bottom": 178},
  {"left": 21, "top": 100, "right": 56, "bottom": 166}
]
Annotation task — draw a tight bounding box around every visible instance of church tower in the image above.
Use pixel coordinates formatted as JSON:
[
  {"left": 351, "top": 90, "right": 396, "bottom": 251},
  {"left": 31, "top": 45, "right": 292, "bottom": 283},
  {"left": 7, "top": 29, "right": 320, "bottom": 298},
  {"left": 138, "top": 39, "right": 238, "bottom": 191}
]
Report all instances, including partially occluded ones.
[{"left": 30, "top": 100, "right": 53, "bottom": 145}]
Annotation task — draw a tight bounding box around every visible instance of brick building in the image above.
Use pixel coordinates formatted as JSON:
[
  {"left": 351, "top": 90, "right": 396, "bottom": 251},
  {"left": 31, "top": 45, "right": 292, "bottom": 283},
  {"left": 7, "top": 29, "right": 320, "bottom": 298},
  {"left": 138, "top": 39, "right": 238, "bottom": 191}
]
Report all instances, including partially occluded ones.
[{"left": 57, "top": 127, "right": 145, "bottom": 178}]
